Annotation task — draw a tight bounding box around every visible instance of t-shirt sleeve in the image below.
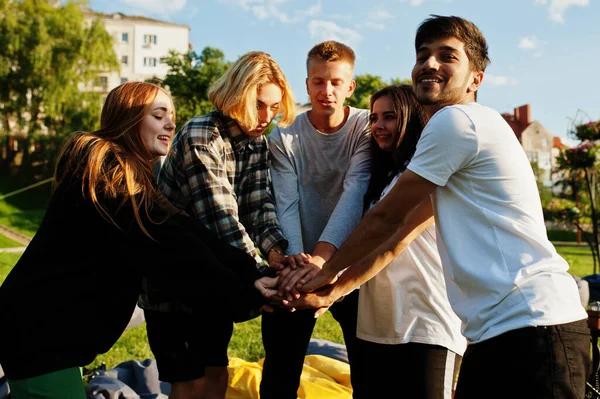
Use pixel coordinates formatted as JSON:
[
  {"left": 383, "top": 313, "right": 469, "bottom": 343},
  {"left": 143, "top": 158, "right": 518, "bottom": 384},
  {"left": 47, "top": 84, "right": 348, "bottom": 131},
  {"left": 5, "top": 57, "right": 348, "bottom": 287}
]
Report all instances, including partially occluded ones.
[{"left": 408, "top": 106, "right": 478, "bottom": 187}]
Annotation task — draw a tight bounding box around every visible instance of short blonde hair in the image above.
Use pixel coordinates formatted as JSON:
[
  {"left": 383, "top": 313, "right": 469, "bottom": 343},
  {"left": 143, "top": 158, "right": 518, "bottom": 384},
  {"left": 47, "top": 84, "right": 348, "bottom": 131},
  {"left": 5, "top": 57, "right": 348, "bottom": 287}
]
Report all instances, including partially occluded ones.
[{"left": 208, "top": 51, "right": 295, "bottom": 132}]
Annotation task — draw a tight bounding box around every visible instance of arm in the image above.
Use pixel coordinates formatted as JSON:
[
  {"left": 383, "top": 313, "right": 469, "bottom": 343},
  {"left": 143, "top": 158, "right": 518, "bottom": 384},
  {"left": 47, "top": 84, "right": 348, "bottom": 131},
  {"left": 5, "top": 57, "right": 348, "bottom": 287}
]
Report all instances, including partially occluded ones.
[
  {"left": 301, "top": 170, "right": 437, "bottom": 291},
  {"left": 268, "top": 129, "right": 304, "bottom": 255},
  {"left": 289, "top": 196, "right": 434, "bottom": 315},
  {"left": 317, "top": 124, "right": 371, "bottom": 250}
]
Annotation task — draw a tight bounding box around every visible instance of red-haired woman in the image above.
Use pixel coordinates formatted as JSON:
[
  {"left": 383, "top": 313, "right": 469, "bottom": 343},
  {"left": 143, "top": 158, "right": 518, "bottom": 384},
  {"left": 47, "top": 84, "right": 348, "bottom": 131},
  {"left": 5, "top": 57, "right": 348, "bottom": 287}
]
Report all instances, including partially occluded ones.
[{"left": 0, "top": 82, "right": 268, "bottom": 399}]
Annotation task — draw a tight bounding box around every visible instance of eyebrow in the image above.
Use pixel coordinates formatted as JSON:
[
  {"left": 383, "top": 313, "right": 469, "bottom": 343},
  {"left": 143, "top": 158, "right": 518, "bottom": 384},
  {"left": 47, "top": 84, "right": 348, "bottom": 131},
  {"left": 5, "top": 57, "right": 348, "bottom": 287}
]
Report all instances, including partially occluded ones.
[
  {"left": 258, "top": 100, "right": 280, "bottom": 106},
  {"left": 152, "top": 106, "right": 169, "bottom": 112}
]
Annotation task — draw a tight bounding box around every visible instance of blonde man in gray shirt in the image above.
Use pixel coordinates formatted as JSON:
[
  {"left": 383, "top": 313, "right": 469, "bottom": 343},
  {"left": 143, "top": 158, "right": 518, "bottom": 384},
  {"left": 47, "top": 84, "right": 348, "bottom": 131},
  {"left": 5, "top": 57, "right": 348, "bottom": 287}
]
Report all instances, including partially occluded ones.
[{"left": 261, "top": 41, "right": 371, "bottom": 399}]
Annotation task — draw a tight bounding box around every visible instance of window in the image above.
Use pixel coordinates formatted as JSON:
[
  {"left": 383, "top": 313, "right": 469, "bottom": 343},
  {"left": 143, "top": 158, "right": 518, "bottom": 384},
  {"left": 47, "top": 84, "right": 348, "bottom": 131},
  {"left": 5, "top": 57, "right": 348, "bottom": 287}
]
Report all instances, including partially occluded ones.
[
  {"left": 98, "top": 76, "right": 108, "bottom": 86},
  {"left": 121, "top": 33, "right": 128, "bottom": 43},
  {"left": 143, "top": 57, "right": 157, "bottom": 67},
  {"left": 121, "top": 55, "right": 128, "bottom": 65},
  {"left": 143, "top": 34, "right": 157, "bottom": 46},
  {"left": 120, "top": 77, "right": 128, "bottom": 84}
]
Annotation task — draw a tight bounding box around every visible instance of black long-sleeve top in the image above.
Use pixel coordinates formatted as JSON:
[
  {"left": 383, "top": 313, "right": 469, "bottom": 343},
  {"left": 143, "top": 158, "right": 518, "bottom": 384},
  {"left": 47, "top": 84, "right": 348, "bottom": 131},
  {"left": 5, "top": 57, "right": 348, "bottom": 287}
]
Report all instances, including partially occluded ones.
[{"left": 0, "top": 172, "right": 265, "bottom": 379}]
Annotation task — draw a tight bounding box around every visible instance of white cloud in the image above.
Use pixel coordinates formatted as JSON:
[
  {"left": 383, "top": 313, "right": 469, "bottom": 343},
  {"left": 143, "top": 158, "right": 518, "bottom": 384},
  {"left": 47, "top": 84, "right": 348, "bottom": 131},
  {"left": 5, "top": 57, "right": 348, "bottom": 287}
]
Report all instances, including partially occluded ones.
[
  {"left": 533, "top": 50, "right": 544, "bottom": 58},
  {"left": 360, "top": 21, "right": 385, "bottom": 30},
  {"left": 402, "top": 0, "right": 453, "bottom": 5},
  {"left": 537, "top": 0, "right": 590, "bottom": 23},
  {"left": 484, "top": 74, "right": 518, "bottom": 86},
  {"left": 308, "top": 20, "right": 362, "bottom": 48},
  {"left": 367, "top": 9, "right": 393, "bottom": 20},
  {"left": 218, "top": 0, "right": 321, "bottom": 24},
  {"left": 518, "top": 36, "right": 539, "bottom": 50},
  {"left": 120, "top": 0, "right": 186, "bottom": 13},
  {"left": 331, "top": 14, "right": 352, "bottom": 20}
]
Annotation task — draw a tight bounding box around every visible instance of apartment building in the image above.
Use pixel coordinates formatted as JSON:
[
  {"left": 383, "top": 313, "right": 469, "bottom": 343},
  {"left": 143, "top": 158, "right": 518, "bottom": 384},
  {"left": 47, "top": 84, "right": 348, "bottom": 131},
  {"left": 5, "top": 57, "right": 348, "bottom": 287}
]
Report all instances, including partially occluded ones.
[{"left": 84, "top": 10, "right": 190, "bottom": 92}]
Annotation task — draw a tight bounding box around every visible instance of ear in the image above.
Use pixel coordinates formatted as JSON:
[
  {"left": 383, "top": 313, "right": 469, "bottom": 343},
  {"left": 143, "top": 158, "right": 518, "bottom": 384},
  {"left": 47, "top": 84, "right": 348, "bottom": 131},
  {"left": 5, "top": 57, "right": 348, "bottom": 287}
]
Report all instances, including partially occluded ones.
[
  {"left": 346, "top": 79, "right": 357, "bottom": 99},
  {"left": 305, "top": 77, "right": 310, "bottom": 95},
  {"left": 468, "top": 71, "right": 484, "bottom": 94}
]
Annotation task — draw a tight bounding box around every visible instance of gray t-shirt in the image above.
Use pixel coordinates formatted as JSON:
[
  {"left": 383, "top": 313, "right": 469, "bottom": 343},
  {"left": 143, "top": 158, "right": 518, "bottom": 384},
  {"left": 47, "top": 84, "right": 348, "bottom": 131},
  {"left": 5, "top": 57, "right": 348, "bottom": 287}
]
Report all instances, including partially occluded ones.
[{"left": 268, "top": 106, "right": 371, "bottom": 254}]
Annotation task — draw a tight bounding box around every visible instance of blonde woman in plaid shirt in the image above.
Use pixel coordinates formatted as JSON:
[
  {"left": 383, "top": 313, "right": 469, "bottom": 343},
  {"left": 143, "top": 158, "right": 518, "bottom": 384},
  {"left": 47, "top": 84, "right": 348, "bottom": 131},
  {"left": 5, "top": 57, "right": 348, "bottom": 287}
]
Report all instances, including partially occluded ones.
[{"left": 142, "top": 51, "right": 305, "bottom": 399}]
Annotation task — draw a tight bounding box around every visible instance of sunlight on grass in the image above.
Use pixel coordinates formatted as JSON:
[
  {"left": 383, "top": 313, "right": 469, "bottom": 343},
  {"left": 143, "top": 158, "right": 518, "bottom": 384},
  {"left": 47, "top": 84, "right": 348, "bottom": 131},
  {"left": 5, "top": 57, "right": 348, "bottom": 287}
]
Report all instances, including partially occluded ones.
[
  {"left": 557, "top": 245, "right": 595, "bottom": 277},
  {"left": 0, "top": 234, "right": 23, "bottom": 248}
]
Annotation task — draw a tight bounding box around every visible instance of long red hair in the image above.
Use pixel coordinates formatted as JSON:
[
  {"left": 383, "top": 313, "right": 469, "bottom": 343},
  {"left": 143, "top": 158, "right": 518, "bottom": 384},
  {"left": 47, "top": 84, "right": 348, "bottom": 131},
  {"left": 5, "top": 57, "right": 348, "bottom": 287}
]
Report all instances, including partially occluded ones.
[{"left": 54, "top": 82, "right": 174, "bottom": 237}]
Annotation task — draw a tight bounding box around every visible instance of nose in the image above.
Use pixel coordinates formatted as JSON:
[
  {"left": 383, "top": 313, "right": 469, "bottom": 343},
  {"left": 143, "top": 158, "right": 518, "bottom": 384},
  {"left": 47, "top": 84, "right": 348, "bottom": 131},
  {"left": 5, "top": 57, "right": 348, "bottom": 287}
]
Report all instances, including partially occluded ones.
[
  {"left": 258, "top": 107, "right": 275, "bottom": 126},
  {"left": 324, "top": 81, "right": 334, "bottom": 95},
  {"left": 165, "top": 117, "right": 176, "bottom": 132},
  {"left": 422, "top": 55, "right": 439, "bottom": 71},
  {"left": 372, "top": 118, "right": 385, "bottom": 131}
]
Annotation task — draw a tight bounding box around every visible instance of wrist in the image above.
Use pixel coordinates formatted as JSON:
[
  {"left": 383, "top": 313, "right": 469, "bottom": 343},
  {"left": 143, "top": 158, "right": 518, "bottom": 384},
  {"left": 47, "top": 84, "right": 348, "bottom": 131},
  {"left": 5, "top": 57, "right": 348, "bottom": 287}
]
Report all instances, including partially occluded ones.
[{"left": 268, "top": 247, "right": 284, "bottom": 262}]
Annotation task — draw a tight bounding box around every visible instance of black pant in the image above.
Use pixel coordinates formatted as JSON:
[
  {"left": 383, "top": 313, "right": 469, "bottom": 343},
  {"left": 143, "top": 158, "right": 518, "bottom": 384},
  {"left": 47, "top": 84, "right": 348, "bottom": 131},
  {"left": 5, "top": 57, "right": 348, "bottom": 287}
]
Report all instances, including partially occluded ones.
[
  {"left": 455, "top": 319, "right": 592, "bottom": 399},
  {"left": 359, "top": 339, "right": 462, "bottom": 399},
  {"left": 260, "top": 290, "right": 366, "bottom": 399}
]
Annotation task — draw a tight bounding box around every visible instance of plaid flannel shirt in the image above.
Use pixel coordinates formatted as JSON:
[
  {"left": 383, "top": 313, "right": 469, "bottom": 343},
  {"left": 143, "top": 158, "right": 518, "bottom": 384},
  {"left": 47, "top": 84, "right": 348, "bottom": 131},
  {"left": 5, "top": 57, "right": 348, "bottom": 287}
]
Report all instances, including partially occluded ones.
[{"left": 157, "top": 110, "right": 287, "bottom": 271}]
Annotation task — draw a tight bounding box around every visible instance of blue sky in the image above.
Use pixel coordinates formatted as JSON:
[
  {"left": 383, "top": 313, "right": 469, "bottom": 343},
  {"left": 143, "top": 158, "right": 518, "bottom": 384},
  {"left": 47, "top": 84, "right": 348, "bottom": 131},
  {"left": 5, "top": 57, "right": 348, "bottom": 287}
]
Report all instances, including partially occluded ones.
[{"left": 88, "top": 0, "right": 598, "bottom": 146}]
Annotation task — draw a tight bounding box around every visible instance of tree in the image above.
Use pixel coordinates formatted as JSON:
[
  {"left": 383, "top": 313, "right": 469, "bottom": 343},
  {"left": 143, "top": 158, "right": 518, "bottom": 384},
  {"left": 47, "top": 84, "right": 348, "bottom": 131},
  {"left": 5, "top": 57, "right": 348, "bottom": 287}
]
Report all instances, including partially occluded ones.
[
  {"left": 0, "top": 0, "right": 118, "bottom": 181},
  {"left": 152, "top": 47, "right": 231, "bottom": 127},
  {"left": 346, "top": 74, "right": 412, "bottom": 109},
  {"left": 548, "top": 119, "right": 600, "bottom": 273}
]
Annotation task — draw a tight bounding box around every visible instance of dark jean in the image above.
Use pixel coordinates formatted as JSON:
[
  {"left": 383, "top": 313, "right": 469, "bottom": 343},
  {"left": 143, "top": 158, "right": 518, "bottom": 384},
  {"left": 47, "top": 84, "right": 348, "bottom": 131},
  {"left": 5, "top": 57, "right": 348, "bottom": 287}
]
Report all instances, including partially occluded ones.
[
  {"left": 455, "top": 319, "right": 591, "bottom": 399},
  {"left": 359, "top": 340, "right": 462, "bottom": 399},
  {"left": 260, "top": 290, "right": 366, "bottom": 399},
  {"left": 144, "top": 309, "right": 233, "bottom": 383}
]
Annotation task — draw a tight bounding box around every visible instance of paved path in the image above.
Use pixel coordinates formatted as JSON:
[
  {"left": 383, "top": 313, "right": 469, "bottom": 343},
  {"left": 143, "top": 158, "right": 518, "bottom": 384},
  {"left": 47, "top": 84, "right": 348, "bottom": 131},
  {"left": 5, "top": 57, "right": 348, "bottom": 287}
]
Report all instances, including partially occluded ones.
[{"left": 0, "top": 223, "right": 31, "bottom": 253}]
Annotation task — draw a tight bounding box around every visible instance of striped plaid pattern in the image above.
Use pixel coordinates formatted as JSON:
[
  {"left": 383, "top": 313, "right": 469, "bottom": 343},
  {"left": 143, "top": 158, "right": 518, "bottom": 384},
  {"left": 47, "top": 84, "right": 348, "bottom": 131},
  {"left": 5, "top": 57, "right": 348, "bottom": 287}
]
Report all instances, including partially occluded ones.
[{"left": 158, "top": 110, "right": 286, "bottom": 270}]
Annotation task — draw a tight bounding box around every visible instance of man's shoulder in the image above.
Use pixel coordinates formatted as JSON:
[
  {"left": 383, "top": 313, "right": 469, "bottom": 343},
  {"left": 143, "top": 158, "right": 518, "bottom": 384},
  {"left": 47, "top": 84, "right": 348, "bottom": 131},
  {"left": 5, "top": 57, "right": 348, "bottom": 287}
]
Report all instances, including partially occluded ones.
[
  {"left": 433, "top": 103, "right": 496, "bottom": 121},
  {"left": 278, "top": 112, "right": 309, "bottom": 135},
  {"left": 178, "top": 111, "right": 222, "bottom": 146}
]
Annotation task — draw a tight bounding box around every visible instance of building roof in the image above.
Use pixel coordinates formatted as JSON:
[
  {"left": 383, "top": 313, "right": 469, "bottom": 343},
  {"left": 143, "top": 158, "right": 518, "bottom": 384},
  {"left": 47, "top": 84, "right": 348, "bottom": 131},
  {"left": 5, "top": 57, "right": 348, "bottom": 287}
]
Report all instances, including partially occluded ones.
[
  {"left": 84, "top": 8, "right": 190, "bottom": 30},
  {"left": 553, "top": 136, "right": 567, "bottom": 149}
]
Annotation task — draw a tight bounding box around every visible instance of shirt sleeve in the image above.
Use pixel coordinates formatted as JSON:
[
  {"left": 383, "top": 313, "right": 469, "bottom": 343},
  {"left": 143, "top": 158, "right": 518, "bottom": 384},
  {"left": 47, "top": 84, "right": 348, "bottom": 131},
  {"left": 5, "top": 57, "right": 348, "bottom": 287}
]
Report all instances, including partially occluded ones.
[
  {"left": 408, "top": 106, "right": 478, "bottom": 186},
  {"left": 243, "top": 140, "right": 288, "bottom": 256},
  {"left": 183, "top": 136, "right": 266, "bottom": 268},
  {"left": 268, "top": 128, "right": 305, "bottom": 255},
  {"left": 319, "top": 118, "right": 372, "bottom": 249}
]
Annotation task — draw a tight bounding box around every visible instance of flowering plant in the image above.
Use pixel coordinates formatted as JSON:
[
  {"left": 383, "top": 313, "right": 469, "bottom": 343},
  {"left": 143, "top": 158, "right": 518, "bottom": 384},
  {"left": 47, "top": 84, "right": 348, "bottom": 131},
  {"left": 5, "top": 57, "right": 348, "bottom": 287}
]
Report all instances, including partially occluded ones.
[
  {"left": 573, "top": 121, "right": 600, "bottom": 142},
  {"left": 556, "top": 140, "right": 598, "bottom": 170},
  {"left": 543, "top": 198, "right": 579, "bottom": 222}
]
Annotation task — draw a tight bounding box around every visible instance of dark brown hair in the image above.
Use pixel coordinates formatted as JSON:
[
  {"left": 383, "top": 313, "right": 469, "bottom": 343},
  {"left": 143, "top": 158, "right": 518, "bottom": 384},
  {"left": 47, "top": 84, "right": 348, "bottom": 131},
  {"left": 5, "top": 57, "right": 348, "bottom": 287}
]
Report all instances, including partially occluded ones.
[
  {"left": 415, "top": 15, "right": 490, "bottom": 72},
  {"left": 364, "top": 85, "right": 428, "bottom": 210}
]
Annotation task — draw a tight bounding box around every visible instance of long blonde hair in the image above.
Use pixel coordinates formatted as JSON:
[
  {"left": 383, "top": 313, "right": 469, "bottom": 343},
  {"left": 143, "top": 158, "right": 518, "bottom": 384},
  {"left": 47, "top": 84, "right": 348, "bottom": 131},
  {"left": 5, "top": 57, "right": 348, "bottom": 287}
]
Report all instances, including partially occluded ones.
[
  {"left": 54, "top": 82, "right": 173, "bottom": 237},
  {"left": 208, "top": 51, "right": 295, "bottom": 132}
]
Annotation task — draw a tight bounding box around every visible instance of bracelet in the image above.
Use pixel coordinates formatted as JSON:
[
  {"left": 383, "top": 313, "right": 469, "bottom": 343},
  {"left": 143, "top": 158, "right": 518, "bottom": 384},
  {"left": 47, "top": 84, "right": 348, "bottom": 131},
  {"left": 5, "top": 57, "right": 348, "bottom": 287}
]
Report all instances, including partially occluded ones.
[{"left": 268, "top": 247, "right": 284, "bottom": 256}]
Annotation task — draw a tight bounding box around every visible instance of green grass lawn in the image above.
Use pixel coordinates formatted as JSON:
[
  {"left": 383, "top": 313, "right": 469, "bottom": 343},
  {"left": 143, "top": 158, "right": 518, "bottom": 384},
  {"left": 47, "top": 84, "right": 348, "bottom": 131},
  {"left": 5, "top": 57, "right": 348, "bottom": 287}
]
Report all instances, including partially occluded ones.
[
  {"left": 556, "top": 245, "right": 596, "bottom": 277},
  {"left": 0, "top": 233, "right": 23, "bottom": 248},
  {"left": 0, "top": 200, "right": 44, "bottom": 237}
]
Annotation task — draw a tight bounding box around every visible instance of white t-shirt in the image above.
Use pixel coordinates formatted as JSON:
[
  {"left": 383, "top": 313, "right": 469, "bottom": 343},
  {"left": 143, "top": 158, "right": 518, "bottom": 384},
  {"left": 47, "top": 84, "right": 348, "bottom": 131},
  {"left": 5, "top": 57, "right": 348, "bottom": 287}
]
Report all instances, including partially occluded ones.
[
  {"left": 357, "top": 174, "right": 467, "bottom": 356},
  {"left": 407, "top": 102, "right": 587, "bottom": 344}
]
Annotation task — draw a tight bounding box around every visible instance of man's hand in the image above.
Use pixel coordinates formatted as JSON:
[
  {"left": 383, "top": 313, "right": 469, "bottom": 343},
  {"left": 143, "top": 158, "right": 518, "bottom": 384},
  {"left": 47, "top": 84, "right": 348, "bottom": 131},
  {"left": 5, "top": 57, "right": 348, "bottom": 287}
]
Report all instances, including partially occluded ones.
[
  {"left": 267, "top": 250, "right": 286, "bottom": 272},
  {"left": 267, "top": 250, "right": 310, "bottom": 272},
  {"left": 277, "top": 262, "right": 322, "bottom": 300},
  {"left": 283, "top": 285, "right": 339, "bottom": 318},
  {"left": 254, "top": 276, "right": 279, "bottom": 298},
  {"left": 299, "top": 267, "right": 339, "bottom": 292}
]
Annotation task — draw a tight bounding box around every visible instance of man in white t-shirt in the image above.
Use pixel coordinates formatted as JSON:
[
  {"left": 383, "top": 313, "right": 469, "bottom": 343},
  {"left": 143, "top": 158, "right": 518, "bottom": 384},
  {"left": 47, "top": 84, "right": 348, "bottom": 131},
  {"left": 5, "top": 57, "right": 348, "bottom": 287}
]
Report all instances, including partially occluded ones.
[{"left": 284, "top": 15, "right": 591, "bottom": 399}]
